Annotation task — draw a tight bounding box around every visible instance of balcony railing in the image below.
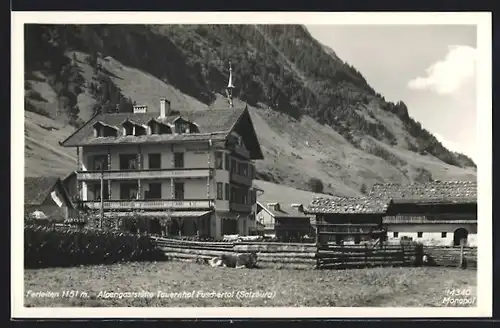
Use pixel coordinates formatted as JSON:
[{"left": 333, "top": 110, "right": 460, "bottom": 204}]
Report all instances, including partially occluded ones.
[
  {"left": 77, "top": 168, "right": 212, "bottom": 181},
  {"left": 229, "top": 143, "right": 250, "bottom": 159},
  {"left": 82, "top": 199, "right": 214, "bottom": 210},
  {"left": 230, "top": 172, "right": 253, "bottom": 186},
  {"left": 229, "top": 202, "right": 253, "bottom": 213}
]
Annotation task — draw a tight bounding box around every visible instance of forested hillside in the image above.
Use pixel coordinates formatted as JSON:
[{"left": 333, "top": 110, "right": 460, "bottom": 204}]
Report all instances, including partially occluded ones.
[{"left": 23, "top": 24, "right": 476, "bottom": 196}]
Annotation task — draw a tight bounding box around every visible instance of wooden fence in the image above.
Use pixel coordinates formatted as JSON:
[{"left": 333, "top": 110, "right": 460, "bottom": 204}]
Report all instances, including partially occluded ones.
[
  {"left": 152, "top": 237, "right": 476, "bottom": 270},
  {"left": 316, "top": 243, "right": 418, "bottom": 269},
  {"left": 423, "top": 246, "right": 477, "bottom": 269},
  {"left": 233, "top": 241, "right": 317, "bottom": 269}
]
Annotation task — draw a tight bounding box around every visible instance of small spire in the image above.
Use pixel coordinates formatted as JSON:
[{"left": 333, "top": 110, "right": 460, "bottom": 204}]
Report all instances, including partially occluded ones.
[
  {"left": 225, "top": 61, "right": 234, "bottom": 108},
  {"left": 227, "top": 61, "right": 235, "bottom": 89}
]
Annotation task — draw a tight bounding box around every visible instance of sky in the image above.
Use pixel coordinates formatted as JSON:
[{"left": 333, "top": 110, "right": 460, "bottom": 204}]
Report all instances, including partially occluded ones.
[{"left": 306, "top": 25, "right": 477, "bottom": 162}]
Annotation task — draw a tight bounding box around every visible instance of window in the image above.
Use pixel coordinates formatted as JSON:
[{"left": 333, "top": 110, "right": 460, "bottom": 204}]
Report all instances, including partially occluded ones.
[
  {"left": 393, "top": 232, "right": 399, "bottom": 238},
  {"left": 215, "top": 152, "right": 223, "bottom": 169},
  {"left": 120, "top": 182, "right": 138, "bottom": 200},
  {"left": 92, "top": 182, "right": 109, "bottom": 200},
  {"left": 123, "top": 123, "right": 134, "bottom": 136},
  {"left": 231, "top": 159, "right": 237, "bottom": 174},
  {"left": 417, "top": 232, "right": 423, "bottom": 238},
  {"left": 225, "top": 154, "right": 230, "bottom": 171},
  {"left": 441, "top": 232, "right": 447, "bottom": 238},
  {"left": 145, "top": 183, "right": 162, "bottom": 199},
  {"left": 216, "top": 182, "right": 223, "bottom": 200},
  {"left": 354, "top": 236, "right": 361, "bottom": 244},
  {"left": 174, "top": 152, "right": 184, "bottom": 168},
  {"left": 92, "top": 155, "right": 108, "bottom": 171},
  {"left": 174, "top": 182, "right": 184, "bottom": 200},
  {"left": 230, "top": 185, "right": 236, "bottom": 202},
  {"left": 225, "top": 183, "right": 230, "bottom": 200},
  {"left": 94, "top": 123, "right": 118, "bottom": 138},
  {"left": 149, "top": 154, "right": 161, "bottom": 169},
  {"left": 134, "top": 125, "right": 146, "bottom": 136},
  {"left": 149, "top": 122, "right": 171, "bottom": 135},
  {"left": 249, "top": 164, "right": 254, "bottom": 179},
  {"left": 238, "top": 162, "right": 248, "bottom": 176},
  {"left": 119, "top": 154, "right": 138, "bottom": 170}
]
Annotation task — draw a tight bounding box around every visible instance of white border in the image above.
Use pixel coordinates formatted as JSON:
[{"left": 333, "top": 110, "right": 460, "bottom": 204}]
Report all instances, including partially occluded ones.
[{"left": 11, "top": 11, "right": 492, "bottom": 319}]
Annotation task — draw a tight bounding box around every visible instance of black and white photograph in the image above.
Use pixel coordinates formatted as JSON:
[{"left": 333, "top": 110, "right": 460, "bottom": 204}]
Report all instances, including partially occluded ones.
[{"left": 12, "top": 12, "right": 492, "bottom": 318}]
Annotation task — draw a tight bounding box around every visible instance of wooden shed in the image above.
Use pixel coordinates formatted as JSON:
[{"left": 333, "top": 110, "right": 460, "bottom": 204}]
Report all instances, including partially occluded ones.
[
  {"left": 24, "top": 176, "right": 76, "bottom": 222},
  {"left": 305, "top": 197, "right": 392, "bottom": 245}
]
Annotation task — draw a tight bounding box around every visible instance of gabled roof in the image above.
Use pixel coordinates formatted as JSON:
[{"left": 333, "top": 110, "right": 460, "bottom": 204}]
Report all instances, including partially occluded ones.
[
  {"left": 305, "top": 197, "right": 392, "bottom": 215},
  {"left": 60, "top": 107, "right": 264, "bottom": 160},
  {"left": 369, "top": 180, "right": 477, "bottom": 204},
  {"left": 92, "top": 121, "right": 119, "bottom": 130},
  {"left": 24, "top": 177, "right": 74, "bottom": 208},
  {"left": 257, "top": 201, "right": 310, "bottom": 219}
]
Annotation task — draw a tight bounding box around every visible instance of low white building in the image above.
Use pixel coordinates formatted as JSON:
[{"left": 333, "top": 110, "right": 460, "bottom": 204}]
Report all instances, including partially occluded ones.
[{"left": 370, "top": 181, "right": 477, "bottom": 247}]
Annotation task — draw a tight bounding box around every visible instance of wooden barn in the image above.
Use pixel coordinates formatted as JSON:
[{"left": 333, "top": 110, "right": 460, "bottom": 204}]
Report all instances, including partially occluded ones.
[
  {"left": 370, "top": 181, "right": 477, "bottom": 246},
  {"left": 256, "top": 202, "right": 314, "bottom": 241},
  {"left": 24, "top": 177, "right": 77, "bottom": 222},
  {"left": 305, "top": 197, "right": 392, "bottom": 245}
]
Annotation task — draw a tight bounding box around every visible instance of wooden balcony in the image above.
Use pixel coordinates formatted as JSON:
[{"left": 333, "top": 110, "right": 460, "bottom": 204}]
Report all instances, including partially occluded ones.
[
  {"left": 77, "top": 168, "right": 212, "bottom": 181},
  {"left": 82, "top": 199, "right": 214, "bottom": 210},
  {"left": 230, "top": 143, "right": 250, "bottom": 159},
  {"left": 230, "top": 172, "right": 253, "bottom": 186},
  {"left": 229, "top": 202, "right": 253, "bottom": 213}
]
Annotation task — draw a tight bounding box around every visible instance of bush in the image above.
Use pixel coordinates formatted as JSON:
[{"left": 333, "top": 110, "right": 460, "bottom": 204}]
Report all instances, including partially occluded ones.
[
  {"left": 308, "top": 177, "right": 324, "bottom": 193},
  {"left": 24, "top": 225, "right": 166, "bottom": 269}
]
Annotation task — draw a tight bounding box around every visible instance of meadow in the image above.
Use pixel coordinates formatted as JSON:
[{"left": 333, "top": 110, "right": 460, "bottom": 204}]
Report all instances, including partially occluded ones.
[{"left": 24, "top": 261, "right": 476, "bottom": 307}]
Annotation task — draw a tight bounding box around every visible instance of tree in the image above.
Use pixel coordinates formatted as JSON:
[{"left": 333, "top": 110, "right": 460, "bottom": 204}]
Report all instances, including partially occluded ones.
[
  {"left": 360, "top": 183, "right": 368, "bottom": 195},
  {"left": 308, "top": 178, "right": 324, "bottom": 193}
]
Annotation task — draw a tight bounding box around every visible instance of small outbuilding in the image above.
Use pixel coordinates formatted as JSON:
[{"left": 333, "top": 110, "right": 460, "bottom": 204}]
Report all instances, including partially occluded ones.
[{"left": 24, "top": 176, "right": 76, "bottom": 222}]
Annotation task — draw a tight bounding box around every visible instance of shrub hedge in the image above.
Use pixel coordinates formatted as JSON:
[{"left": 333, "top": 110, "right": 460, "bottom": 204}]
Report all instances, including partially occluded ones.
[{"left": 24, "top": 225, "right": 166, "bottom": 269}]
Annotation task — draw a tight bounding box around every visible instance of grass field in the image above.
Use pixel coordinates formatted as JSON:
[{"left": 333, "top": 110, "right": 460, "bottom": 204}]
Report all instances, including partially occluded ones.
[{"left": 24, "top": 261, "right": 477, "bottom": 307}]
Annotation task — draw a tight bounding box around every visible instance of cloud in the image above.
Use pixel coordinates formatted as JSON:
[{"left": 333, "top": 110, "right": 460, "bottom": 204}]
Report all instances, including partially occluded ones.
[
  {"left": 433, "top": 132, "right": 476, "bottom": 162},
  {"left": 433, "top": 133, "right": 460, "bottom": 154},
  {"left": 407, "top": 45, "right": 476, "bottom": 95}
]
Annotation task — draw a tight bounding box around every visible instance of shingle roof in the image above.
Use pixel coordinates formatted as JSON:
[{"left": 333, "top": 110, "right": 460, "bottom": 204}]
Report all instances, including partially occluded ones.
[
  {"left": 60, "top": 107, "right": 246, "bottom": 147},
  {"left": 24, "top": 177, "right": 60, "bottom": 205},
  {"left": 305, "top": 197, "right": 391, "bottom": 215},
  {"left": 369, "top": 180, "right": 477, "bottom": 204},
  {"left": 258, "top": 202, "right": 310, "bottom": 219}
]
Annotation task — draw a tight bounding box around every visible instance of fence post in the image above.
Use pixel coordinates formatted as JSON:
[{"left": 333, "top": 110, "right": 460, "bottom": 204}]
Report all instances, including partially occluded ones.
[
  {"left": 459, "top": 239, "right": 466, "bottom": 269},
  {"left": 315, "top": 224, "right": 320, "bottom": 270},
  {"left": 364, "top": 243, "right": 368, "bottom": 267}
]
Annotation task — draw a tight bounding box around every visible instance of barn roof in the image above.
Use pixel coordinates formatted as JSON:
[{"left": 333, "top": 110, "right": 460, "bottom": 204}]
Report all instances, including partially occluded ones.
[
  {"left": 24, "top": 177, "right": 60, "bottom": 205},
  {"left": 257, "top": 201, "right": 310, "bottom": 219},
  {"left": 305, "top": 197, "right": 392, "bottom": 215},
  {"left": 369, "top": 180, "right": 477, "bottom": 204}
]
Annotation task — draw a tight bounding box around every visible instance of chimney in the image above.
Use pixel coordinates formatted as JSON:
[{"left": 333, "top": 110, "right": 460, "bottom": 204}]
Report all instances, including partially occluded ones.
[
  {"left": 291, "top": 203, "right": 304, "bottom": 213},
  {"left": 160, "top": 98, "right": 171, "bottom": 118},
  {"left": 133, "top": 105, "right": 147, "bottom": 114}
]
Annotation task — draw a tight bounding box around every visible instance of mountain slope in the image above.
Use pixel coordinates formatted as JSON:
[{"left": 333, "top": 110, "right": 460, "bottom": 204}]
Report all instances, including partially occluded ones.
[{"left": 23, "top": 24, "right": 476, "bottom": 197}]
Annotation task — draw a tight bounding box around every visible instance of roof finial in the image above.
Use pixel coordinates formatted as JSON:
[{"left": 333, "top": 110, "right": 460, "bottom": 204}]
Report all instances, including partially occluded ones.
[{"left": 225, "top": 61, "right": 234, "bottom": 108}]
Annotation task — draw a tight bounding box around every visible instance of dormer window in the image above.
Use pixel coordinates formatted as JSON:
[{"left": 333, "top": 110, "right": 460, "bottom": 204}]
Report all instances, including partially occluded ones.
[
  {"left": 93, "top": 121, "right": 118, "bottom": 138},
  {"left": 147, "top": 119, "right": 172, "bottom": 135},
  {"left": 267, "top": 202, "right": 280, "bottom": 212},
  {"left": 122, "top": 119, "right": 147, "bottom": 136},
  {"left": 173, "top": 117, "right": 199, "bottom": 134},
  {"left": 123, "top": 121, "right": 134, "bottom": 136},
  {"left": 134, "top": 125, "right": 146, "bottom": 136}
]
